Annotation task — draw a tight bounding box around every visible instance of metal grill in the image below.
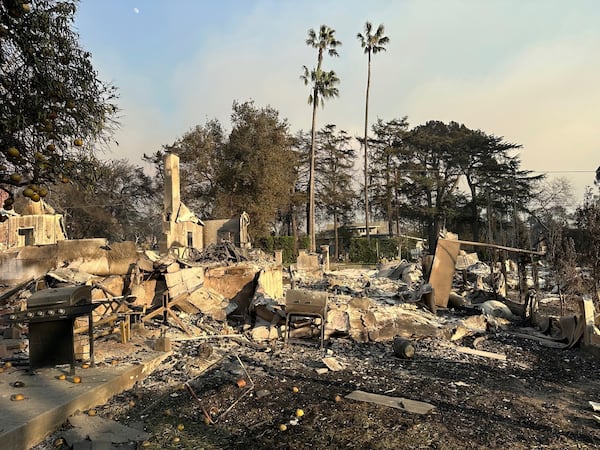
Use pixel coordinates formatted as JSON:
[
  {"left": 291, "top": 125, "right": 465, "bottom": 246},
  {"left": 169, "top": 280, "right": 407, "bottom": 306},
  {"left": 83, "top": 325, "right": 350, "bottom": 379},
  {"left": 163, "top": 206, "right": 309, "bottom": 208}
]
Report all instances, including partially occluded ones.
[{"left": 2, "top": 285, "right": 97, "bottom": 373}]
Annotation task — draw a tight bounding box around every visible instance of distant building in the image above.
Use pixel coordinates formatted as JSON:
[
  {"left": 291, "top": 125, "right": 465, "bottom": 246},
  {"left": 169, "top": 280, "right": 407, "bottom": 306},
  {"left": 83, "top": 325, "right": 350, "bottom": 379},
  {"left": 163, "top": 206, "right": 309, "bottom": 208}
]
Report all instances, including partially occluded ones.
[{"left": 320, "top": 221, "right": 391, "bottom": 239}]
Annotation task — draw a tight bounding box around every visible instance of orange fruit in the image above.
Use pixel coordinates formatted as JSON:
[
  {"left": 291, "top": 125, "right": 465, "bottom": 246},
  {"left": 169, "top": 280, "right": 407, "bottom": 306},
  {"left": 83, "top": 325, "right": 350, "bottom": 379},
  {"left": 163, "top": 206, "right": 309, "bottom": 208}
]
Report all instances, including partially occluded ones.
[
  {"left": 11, "top": 393, "right": 25, "bottom": 401},
  {"left": 72, "top": 376, "right": 81, "bottom": 384}
]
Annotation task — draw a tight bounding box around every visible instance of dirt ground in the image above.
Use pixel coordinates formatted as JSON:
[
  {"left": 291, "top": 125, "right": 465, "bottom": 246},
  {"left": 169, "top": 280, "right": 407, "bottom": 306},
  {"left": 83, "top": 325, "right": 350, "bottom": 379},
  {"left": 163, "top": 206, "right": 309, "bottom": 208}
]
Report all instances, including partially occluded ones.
[{"left": 32, "top": 304, "right": 600, "bottom": 450}]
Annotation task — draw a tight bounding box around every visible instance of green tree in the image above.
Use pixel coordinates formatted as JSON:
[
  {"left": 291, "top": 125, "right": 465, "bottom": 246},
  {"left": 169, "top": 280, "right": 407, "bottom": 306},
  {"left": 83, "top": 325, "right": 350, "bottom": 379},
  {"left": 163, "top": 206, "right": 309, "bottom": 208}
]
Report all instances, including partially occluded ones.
[
  {"left": 357, "top": 22, "right": 389, "bottom": 242},
  {"left": 369, "top": 117, "right": 408, "bottom": 236},
  {"left": 574, "top": 188, "right": 600, "bottom": 295},
  {"left": 315, "top": 124, "right": 356, "bottom": 259},
  {"left": 276, "top": 130, "right": 310, "bottom": 251},
  {"left": 478, "top": 156, "right": 541, "bottom": 248},
  {"left": 455, "top": 128, "right": 529, "bottom": 243},
  {"left": 0, "top": 0, "right": 118, "bottom": 214},
  {"left": 301, "top": 24, "right": 341, "bottom": 252},
  {"left": 213, "top": 101, "right": 297, "bottom": 238},
  {"left": 398, "top": 121, "right": 464, "bottom": 249}
]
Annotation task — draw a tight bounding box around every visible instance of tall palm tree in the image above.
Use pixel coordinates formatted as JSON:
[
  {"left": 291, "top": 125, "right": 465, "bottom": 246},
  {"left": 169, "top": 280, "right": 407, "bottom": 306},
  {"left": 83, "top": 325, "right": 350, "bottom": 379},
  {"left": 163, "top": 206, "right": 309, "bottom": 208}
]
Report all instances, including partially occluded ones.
[
  {"left": 301, "top": 25, "right": 341, "bottom": 253},
  {"left": 358, "top": 22, "right": 389, "bottom": 242}
]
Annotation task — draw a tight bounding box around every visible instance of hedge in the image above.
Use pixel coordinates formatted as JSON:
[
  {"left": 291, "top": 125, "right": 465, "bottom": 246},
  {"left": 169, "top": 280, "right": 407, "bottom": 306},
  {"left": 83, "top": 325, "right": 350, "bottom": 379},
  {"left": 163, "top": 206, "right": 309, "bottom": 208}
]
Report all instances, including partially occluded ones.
[{"left": 255, "top": 235, "right": 310, "bottom": 264}]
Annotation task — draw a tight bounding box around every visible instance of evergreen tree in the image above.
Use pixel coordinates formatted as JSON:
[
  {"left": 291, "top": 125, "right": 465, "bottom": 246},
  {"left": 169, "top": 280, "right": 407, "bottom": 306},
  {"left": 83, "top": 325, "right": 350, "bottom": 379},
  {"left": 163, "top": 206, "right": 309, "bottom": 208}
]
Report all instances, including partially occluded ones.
[
  {"left": 315, "top": 124, "right": 356, "bottom": 259},
  {"left": 369, "top": 117, "right": 408, "bottom": 236}
]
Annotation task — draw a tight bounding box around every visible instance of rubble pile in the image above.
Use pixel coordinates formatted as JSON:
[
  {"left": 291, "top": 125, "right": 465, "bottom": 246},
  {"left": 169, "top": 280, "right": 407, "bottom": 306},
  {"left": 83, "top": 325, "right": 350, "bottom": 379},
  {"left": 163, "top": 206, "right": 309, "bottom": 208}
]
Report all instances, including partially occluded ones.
[
  {"left": 1, "top": 237, "right": 600, "bottom": 449},
  {"left": 192, "top": 242, "right": 248, "bottom": 263}
]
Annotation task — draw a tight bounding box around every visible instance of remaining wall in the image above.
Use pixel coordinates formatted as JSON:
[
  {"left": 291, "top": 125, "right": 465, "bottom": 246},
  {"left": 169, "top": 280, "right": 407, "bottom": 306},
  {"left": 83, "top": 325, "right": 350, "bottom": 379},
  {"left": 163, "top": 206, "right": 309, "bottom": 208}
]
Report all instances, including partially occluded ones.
[
  {"left": 203, "top": 219, "right": 232, "bottom": 247},
  {"left": 0, "top": 214, "right": 66, "bottom": 248},
  {"left": 203, "top": 264, "right": 259, "bottom": 318},
  {"left": 0, "top": 239, "right": 139, "bottom": 285},
  {"left": 0, "top": 247, "right": 56, "bottom": 285},
  {"left": 203, "top": 212, "right": 250, "bottom": 249}
]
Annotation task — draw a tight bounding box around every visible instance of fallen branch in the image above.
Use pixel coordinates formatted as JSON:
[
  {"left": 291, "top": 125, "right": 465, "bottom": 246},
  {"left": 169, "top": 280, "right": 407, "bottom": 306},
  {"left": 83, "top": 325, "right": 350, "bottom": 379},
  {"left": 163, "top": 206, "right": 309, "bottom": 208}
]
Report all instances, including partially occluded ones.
[
  {"left": 215, "top": 354, "right": 255, "bottom": 422},
  {"left": 185, "top": 382, "right": 213, "bottom": 424}
]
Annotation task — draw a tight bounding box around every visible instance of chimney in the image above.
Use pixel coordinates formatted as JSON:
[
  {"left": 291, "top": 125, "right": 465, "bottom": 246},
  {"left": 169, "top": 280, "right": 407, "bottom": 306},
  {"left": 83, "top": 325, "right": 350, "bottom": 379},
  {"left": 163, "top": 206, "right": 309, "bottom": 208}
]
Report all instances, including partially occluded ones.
[{"left": 164, "top": 153, "right": 181, "bottom": 221}]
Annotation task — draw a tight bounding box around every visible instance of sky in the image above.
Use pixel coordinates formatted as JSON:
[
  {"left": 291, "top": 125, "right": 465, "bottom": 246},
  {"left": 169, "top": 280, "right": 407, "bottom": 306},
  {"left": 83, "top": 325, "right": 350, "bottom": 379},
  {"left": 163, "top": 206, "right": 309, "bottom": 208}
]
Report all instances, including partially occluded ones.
[{"left": 74, "top": 0, "right": 600, "bottom": 203}]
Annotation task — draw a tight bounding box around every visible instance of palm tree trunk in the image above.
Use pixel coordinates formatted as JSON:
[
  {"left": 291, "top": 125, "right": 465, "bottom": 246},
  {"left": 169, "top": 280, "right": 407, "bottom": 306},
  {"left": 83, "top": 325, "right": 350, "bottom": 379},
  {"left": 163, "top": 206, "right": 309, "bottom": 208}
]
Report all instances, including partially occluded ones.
[
  {"left": 385, "top": 154, "right": 393, "bottom": 236},
  {"left": 308, "top": 91, "right": 318, "bottom": 253},
  {"left": 363, "top": 51, "right": 372, "bottom": 242}
]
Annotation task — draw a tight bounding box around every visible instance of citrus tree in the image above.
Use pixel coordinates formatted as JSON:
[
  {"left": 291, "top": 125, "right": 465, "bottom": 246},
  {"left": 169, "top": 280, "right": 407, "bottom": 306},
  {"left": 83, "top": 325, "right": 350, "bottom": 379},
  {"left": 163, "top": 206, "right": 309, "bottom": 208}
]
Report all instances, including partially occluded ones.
[{"left": 0, "top": 0, "right": 118, "bottom": 216}]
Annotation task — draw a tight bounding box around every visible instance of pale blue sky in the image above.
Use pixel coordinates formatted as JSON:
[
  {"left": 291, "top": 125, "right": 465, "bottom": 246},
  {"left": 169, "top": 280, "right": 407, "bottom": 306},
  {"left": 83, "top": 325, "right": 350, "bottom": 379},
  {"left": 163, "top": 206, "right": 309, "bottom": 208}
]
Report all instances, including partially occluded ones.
[{"left": 75, "top": 0, "right": 600, "bottom": 201}]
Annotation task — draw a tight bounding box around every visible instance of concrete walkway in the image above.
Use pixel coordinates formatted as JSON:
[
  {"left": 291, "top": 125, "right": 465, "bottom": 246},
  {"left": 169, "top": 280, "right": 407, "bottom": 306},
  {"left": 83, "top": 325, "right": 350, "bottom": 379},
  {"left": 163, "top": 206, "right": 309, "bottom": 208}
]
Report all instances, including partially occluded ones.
[{"left": 0, "top": 351, "right": 170, "bottom": 450}]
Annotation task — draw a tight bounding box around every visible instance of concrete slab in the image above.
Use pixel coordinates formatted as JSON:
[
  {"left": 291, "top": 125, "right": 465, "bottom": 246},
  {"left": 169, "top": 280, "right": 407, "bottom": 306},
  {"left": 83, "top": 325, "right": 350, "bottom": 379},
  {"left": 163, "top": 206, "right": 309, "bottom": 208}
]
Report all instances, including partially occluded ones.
[
  {"left": 0, "top": 351, "right": 170, "bottom": 450},
  {"left": 65, "top": 414, "right": 149, "bottom": 444}
]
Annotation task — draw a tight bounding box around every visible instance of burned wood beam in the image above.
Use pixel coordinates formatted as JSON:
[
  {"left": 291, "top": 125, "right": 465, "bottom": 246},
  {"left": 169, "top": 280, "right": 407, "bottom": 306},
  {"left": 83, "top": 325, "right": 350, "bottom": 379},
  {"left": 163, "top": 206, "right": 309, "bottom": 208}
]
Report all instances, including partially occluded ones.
[{"left": 453, "top": 239, "right": 545, "bottom": 256}]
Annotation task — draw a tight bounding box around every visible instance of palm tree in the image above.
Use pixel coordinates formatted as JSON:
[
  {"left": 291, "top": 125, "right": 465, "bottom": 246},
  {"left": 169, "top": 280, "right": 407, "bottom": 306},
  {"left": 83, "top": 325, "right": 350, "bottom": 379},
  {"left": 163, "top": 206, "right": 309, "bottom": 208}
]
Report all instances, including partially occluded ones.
[
  {"left": 358, "top": 22, "right": 389, "bottom": 242},
  {"left": 301, "top": 25, "right": 341, "bottom": 253}
]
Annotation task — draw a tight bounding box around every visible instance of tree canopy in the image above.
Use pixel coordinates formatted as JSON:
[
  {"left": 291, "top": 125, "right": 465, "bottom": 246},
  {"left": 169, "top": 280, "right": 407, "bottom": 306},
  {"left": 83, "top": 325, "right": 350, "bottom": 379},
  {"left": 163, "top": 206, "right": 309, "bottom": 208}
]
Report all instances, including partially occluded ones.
[{"left": 0, "top": 0, "right": 118, "bottom": 211}]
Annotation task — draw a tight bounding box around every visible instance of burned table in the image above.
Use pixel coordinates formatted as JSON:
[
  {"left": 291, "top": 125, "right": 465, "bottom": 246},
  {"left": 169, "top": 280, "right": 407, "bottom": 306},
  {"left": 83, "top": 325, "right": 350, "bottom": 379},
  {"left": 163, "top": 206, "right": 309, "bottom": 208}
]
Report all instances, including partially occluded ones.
[{"left": 1, "top": 285, "right": 98, "bottom": 373}]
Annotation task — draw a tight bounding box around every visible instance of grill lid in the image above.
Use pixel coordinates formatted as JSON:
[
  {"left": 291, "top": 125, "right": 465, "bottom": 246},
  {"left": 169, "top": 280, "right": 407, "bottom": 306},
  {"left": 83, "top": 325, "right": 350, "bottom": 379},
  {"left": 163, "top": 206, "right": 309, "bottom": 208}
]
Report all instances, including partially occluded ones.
[{"left": 27, "top": 285, "right": 92, "bottom": 310}]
